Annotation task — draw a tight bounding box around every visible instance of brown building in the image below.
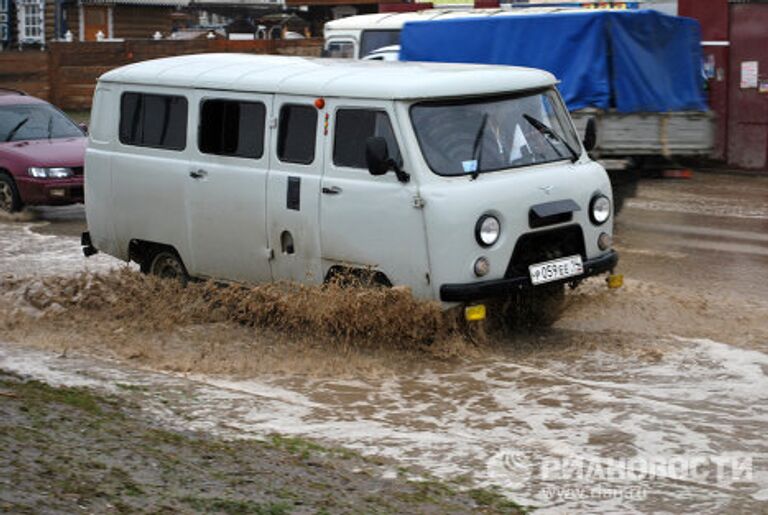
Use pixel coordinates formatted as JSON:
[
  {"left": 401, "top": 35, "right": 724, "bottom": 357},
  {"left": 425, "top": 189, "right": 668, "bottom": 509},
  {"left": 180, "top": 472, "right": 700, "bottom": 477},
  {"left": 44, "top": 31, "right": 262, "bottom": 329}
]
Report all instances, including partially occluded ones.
[
  {"left": 66, "top": 0, "right": 186, "bottom": 41},
  {"left": 680, "top": 0, "right": 768, "bottom": 171},
  {"left": 1, "top": 0, "right": 186, "bottom": 49},
  {"left": 284, "top": 0, "right": 400, "bottom": 37}
]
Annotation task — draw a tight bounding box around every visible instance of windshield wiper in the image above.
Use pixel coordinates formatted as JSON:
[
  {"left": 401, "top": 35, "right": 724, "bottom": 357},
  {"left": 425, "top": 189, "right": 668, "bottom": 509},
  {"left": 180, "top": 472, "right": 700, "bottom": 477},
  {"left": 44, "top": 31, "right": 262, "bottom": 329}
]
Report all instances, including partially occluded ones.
[
  {"left": 5, "top": 117, "right": 30, "bottom": 142},
  {"left": 469, "top": 113, "right": 488, "bottom": 180},
  {"left": 523, "top": 114, "right": 579, "bottom": 163}
]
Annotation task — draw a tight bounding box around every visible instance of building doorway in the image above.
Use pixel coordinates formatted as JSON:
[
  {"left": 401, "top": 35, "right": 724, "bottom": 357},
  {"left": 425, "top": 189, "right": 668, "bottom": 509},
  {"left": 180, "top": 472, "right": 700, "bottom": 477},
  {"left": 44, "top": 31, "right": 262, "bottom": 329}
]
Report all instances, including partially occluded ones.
[{"left": 81, "top": 5, "right": 110, "bottom": 41}]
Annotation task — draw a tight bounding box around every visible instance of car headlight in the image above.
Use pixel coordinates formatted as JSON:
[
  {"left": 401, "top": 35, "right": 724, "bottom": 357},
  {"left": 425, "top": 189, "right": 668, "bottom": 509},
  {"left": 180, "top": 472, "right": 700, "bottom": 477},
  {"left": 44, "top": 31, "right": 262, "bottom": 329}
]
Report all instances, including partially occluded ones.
[
  {"left": 28, "top": 167, "right": 74, "bottom": 179},
  {"left": 475, "top": 215, "right": 500, "bottom": 247},
  {"left": 590, "top": 195, "right": 611, "bottom": 225}
]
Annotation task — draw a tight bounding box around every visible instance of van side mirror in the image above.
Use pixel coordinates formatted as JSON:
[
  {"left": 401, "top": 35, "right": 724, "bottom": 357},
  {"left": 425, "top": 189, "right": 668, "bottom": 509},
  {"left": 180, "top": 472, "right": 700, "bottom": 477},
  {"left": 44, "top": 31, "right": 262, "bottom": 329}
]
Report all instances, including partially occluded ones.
[
  {"left": 365, "top": 137, "right": 410, "bottom": 183},
  {"left": 78, "top": 122, "right": 89, "bottom": 135},
  {"left": 365, "top": 137, "right": 391, "bottom": 176},
  {"left": 583, "top": 117, "right": 597, "bottom": 153}
]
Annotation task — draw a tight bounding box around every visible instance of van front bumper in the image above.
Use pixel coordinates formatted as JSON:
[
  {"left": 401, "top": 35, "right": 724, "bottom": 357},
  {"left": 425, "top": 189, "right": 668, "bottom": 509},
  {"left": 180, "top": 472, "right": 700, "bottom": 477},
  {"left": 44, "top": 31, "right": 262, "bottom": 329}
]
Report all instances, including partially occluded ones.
[{"left": 440, "top": 250, "right": 619, "bottom": 303}]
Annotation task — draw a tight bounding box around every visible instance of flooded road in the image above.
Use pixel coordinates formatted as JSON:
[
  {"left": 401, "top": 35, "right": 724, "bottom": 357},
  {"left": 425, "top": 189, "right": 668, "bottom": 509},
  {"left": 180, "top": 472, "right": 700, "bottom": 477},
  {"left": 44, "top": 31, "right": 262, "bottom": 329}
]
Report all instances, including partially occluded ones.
[
  {"left": 0, "top": 205, "right": 121, "bottom": 277},
  {"left": 1, "top": 172, "right": 767, "bottom": 513},
  {"left": 616, "top": 172, "right": 768, "bottom": 301}
]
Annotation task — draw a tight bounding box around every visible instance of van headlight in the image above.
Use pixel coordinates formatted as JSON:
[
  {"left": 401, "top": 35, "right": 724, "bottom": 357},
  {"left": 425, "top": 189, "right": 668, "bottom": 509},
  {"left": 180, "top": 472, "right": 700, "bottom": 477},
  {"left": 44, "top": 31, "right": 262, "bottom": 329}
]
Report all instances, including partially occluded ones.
[
  {"left": 589, "top": 195, "right": 611, "bottom": 225},
  {"left": 28, "top": 167, "right": 74, "bottom": 179},
  {"left": 475, "top": 215, "right": 500, "bottom": 247}
]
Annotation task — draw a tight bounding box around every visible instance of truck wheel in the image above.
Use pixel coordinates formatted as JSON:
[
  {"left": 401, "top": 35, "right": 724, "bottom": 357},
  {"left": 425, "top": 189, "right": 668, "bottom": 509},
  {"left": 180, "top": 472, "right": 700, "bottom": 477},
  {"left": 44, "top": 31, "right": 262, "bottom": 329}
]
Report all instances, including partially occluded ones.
[
  {"left": 0, "top": 174, "right": 23, "bottom": 214},
  {"left": 148, "top": 250, "right": 188, "bottom": 283}
]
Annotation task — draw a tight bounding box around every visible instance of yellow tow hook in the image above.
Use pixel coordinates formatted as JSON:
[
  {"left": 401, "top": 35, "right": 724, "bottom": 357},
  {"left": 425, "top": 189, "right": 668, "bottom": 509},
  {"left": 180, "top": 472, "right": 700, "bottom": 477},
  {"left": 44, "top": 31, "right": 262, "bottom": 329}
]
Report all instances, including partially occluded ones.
[{"left": 607, "top": 272, "right": 624, "bottom": 289}]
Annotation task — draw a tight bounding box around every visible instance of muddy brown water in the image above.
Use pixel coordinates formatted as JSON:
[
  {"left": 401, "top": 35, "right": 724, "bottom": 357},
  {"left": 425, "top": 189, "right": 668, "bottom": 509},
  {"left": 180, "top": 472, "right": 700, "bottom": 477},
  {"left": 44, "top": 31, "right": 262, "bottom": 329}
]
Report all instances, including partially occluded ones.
[{"left": 1, "top": 172, "right": 767, "bottom": 513}]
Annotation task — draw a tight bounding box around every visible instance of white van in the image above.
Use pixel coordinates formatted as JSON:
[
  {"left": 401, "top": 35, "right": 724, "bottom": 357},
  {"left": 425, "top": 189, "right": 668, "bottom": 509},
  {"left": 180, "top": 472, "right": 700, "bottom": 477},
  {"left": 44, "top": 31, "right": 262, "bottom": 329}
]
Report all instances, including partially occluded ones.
[{"left": 83, "top": 54, "right": 617, "bottom": 321}]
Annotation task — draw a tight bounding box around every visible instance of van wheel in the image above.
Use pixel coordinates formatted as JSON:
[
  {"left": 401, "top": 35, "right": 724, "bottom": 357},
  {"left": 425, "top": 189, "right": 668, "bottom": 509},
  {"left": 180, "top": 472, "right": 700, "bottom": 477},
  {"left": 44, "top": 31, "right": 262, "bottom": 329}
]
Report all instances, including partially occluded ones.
[
  {"left": 493, "top": 284, "right": 565, "bottom": 329},
  {"left": 0, "top": 174, "right": 23, "bottom": 214},
  {"left": 526, "top": 284, "right": 566, "bottom": 327},
  {"left": 148, "top": 250, "right": 188, "bottom": 283}
]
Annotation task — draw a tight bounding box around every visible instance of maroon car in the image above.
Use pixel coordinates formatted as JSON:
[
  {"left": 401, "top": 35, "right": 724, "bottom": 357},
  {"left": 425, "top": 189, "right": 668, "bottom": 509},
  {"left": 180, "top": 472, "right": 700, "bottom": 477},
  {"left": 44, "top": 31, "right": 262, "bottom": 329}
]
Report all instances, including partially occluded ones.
[{"left": 0, "top": 89, "right": 86, "bottom": 213}]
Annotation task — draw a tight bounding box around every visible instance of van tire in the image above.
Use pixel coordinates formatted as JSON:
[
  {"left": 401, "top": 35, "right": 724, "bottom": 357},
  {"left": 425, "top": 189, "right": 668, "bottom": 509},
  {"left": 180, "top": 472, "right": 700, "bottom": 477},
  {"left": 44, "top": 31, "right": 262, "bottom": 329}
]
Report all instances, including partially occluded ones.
[
  {"left": 490, "top": 284, "right": 565, "bottom": 330},
  {"left": 148, "top": 249, "right": 189, "bottom": 283},
  {"left": 526, "top": 284, "right": 566, "bottom": 327},
  {"left": 0, "top": 173, "right": 23, "bottom": 214}
]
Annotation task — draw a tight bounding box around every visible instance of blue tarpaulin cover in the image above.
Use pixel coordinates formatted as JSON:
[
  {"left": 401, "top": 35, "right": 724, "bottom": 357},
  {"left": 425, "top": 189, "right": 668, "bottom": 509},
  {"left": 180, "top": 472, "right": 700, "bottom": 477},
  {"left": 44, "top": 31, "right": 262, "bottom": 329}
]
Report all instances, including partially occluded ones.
[{"left": 399, "top": 10, "right": 707, "bottom": 113}]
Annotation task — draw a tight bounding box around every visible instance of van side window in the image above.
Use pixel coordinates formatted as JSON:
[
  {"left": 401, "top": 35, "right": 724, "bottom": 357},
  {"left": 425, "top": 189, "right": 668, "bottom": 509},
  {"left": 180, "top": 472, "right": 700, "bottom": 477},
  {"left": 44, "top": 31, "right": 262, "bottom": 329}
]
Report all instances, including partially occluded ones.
[
  {"left": 277, "top": 105, "right": 317, "bottom": 165},
  {"left": 119, "top": 92, "right": 187, "bottom": 150},
  {"left": 199, "top": 99, "right": 266, "bottom": 159},
  {"left": 333, "top": 109, "right": 402, "bottom": 169}
]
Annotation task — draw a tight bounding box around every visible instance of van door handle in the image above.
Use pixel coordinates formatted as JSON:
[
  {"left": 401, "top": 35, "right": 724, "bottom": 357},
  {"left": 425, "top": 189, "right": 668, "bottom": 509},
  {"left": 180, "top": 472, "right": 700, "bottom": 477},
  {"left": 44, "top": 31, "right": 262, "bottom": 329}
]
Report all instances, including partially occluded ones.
[
  {"left": 322, "top": 186, "right": 342, "bottom": 195},
  {"left": 189, "top": 169, "right": 208, "bottom": 180}
]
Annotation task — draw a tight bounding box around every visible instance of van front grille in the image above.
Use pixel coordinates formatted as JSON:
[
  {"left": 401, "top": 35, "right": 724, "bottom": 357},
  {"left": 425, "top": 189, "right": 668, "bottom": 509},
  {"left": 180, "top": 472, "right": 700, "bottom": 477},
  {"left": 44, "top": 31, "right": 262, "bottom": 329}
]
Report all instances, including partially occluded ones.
[{"left": 505, "top": 224, "right": 586, "bottom": 278}]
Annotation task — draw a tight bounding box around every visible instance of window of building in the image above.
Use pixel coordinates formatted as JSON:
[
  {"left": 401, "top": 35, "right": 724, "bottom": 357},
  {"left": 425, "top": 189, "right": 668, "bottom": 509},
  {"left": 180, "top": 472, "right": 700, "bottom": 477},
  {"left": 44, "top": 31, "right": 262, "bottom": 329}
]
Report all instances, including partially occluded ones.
[
  {"left": 333, "top": 109, "right": 402, "bottom": 169},
  {"left": 199, "top": 99, "right": 266, "bottom": 159},
  {"left": 0, "top": 0, "right": 10, "bottom": 45},
  {"left": 119, "top": 92, "right": 188, "bottom": 151},
  {"left": 277, "top": 104, "right": 317, "bottom": 165},
  {"left": 17, "top": 0, "right": 44, "bottom": 45}
]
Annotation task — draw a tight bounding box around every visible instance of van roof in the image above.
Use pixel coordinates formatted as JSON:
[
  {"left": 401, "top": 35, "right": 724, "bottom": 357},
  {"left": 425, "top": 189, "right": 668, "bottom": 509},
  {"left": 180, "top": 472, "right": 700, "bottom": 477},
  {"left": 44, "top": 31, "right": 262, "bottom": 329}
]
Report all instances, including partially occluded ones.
[
  {"left": 98, "top": 54, "right": 557, "bottom": 100},
  {"left": 324, "top": 7, "right": 580, "bottom": 31}
]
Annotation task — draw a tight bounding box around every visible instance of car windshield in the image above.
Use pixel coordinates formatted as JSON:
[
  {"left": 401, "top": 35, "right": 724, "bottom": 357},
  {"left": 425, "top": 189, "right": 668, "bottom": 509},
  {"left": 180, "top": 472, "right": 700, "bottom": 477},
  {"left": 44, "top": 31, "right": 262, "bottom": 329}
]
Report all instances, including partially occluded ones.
[
  {"left": 410, "top": 88, "right": 581, "bottom": 177},
  {"left": 0, "top": 103, "right": 83, "bottom": 142}
]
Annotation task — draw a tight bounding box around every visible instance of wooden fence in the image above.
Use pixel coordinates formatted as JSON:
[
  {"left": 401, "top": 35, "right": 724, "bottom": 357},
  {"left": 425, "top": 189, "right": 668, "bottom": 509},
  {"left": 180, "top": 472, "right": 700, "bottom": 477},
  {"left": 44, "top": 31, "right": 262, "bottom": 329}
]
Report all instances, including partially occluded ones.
[
  {"left": 0, "top": 39, "right": 323, "bottom": 110},
  {"left": 0, "top": 52, "right": 50, "bottom": 100}
]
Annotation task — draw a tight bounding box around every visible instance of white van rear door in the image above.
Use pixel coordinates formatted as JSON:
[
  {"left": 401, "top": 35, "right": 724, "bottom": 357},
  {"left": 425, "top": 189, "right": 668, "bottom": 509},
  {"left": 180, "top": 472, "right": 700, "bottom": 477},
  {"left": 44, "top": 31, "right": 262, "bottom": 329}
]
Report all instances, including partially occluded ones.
[
  {"left": 266, "top": 96, "right": 324, "bottom": 284},
  {"left": 186, "top": 91, "right": 273, "bottom": 283},
  {"left": 111, "top": 88, "right": 192, "bottom": 265}
]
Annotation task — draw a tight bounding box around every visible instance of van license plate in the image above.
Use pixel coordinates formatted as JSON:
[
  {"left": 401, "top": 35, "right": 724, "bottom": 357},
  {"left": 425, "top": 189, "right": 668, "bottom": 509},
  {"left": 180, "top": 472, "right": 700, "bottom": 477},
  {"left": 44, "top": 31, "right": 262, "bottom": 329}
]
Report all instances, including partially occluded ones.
[{"left": 529, "top": 255, "right": 584, "bottom": 285}]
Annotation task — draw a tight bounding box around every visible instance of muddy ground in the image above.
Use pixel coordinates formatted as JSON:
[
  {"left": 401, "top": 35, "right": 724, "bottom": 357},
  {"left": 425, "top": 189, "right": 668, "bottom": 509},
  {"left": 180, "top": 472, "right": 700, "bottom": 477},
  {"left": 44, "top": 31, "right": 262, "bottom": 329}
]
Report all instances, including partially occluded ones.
[
  {"left": 1, "top": 171, "right": 767, "bottom": 513},
  {"left": 0, "top": 370, "right": 522, "bottom": 514}
]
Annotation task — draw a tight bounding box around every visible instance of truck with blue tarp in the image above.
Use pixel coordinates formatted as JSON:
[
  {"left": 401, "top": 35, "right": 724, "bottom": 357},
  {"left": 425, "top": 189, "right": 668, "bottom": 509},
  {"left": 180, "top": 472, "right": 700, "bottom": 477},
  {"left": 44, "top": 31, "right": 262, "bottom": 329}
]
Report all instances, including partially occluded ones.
[
  {"left": 397, "top": 9, "right": 714, "bottom": 170},
  {"left": 325, "top": 8, "right": 714, "bottom": 175}
]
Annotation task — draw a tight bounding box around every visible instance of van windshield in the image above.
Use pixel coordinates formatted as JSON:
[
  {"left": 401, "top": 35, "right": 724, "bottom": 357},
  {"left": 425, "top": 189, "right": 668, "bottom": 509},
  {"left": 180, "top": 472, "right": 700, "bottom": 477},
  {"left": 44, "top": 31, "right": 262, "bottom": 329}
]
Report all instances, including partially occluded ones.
[{"left": 410, "top": 89, "right": 581, "bottom": 177}]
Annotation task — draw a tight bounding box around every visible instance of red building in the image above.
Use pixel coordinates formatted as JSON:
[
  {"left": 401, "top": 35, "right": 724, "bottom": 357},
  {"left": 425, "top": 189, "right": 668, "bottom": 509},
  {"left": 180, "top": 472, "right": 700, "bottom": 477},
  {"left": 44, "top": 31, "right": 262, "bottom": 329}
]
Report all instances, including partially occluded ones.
[{"left": 680, "top": 0, "right": 768, "bottom": 171}]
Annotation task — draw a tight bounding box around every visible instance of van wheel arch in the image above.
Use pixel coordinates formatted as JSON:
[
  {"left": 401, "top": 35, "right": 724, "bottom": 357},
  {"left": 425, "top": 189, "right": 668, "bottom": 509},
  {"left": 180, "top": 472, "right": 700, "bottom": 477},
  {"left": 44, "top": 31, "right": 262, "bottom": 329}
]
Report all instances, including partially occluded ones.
[
  {"left": 324, "top": 265, "right": 392, "bottom": 288},
  {"left": 129, "top": 240, "right": 188, "bottom": 280}
]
